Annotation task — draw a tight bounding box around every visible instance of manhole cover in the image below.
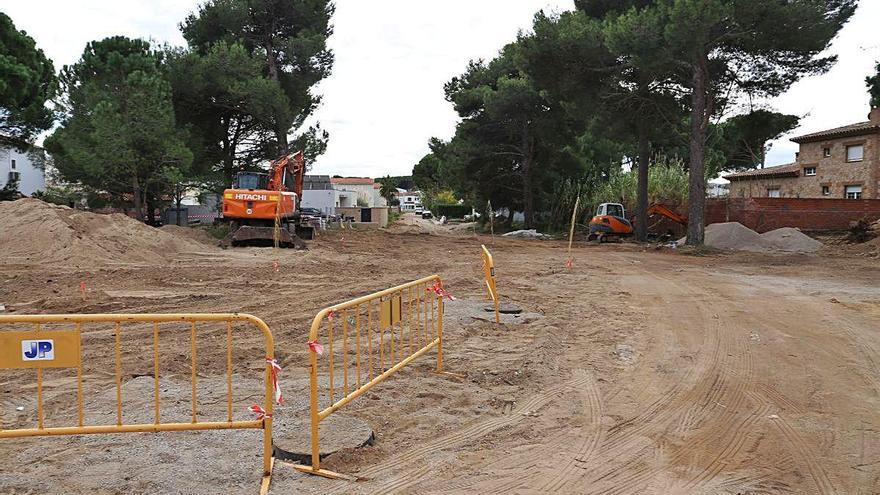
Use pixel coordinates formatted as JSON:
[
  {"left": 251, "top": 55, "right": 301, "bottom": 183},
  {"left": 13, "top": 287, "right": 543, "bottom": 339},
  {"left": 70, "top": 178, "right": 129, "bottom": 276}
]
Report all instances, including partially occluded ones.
[
  {"left": 484, "top": 303, "right": 523, "bottom": 314},
  {"left": 273, "top": 413, "right": 374, "bottom": 463}
]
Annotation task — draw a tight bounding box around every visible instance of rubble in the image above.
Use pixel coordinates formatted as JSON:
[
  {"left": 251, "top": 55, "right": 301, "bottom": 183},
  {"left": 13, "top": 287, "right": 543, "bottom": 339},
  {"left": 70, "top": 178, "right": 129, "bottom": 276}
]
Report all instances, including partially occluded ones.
[{"left": 502, "top": 229, "right": 552, "bottom": 240}]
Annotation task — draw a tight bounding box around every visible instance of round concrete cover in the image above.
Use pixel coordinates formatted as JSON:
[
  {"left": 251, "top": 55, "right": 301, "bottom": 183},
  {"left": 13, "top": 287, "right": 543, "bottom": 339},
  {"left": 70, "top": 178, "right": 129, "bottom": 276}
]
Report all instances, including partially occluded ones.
[
  {"left": 273, "top": 413, "right": 375, "bottom": 463},
  {"left": 484, "top": 303, "right": 523, "bottom": 314}
]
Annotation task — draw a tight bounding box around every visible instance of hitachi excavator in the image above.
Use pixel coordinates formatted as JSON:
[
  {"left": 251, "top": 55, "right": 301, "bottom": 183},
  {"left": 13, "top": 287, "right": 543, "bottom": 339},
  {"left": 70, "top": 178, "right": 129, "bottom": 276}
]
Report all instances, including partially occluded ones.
[
  {"left": 588, "top": 202, "right": 687, "bottom": 242},
  {"left": 219, "top": 151, "right": 315, "bottom": 248}
]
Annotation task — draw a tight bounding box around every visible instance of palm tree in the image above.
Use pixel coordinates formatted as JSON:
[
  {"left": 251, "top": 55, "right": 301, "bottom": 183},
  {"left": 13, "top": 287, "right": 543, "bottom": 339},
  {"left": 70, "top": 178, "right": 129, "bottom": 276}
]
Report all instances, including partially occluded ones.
[{"left": 379, "top": 176, "right": 398, "bottom": 206}]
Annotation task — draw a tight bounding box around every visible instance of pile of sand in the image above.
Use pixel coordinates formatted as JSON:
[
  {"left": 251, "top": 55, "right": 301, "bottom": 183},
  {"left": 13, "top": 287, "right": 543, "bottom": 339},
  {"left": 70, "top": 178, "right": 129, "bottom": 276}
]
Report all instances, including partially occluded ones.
[
  {"left": 679, "top": 222, "right": 823, "bottom": 253},
  {"left": 760, "top": 227, "right": 823, "bottom": 253},
  {"left": 160, "top": 224, "right": 217, "bottom": 244},
  {"left": 0, "top": 198, "right": 211, "bottom": 266}
]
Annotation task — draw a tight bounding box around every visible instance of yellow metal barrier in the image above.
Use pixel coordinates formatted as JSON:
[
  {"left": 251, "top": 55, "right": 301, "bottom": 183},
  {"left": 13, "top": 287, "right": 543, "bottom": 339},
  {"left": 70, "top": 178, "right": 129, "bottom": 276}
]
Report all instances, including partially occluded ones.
[
  {"left": 290, "top": 275, "right": 449, "bottom": 479},
  {"left": 481, "top": 244, "right": 500, "bottom": 323},
  {"left": 0, "top": 313, "right": 276, "bottom": 494}
]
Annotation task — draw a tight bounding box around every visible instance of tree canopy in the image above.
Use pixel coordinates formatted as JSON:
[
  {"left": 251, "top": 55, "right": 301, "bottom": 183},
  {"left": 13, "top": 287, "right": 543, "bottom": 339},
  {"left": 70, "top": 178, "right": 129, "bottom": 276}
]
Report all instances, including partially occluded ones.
[
  {"left": 45, "top": 37, "right": 192, "bottom": 222},
  {"left": 180, "top": 0, "right": 334, "bottom": 156},
  {"left": 417, "top": 0, "right": 854, "bottom": 242},
  {"left": 868, "top": 62, "right": 880, "bottom": 108},
  {"left": 0, "top": 13, "right": 55, "bottom": 142}
]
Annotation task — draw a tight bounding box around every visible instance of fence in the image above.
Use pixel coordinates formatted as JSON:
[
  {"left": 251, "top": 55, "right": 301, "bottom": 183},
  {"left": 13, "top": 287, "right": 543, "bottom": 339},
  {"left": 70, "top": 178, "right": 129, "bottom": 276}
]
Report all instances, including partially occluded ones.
[
  {"left": 705, "top": 197, "right": 880, "bottom": 232},
  {"left": 481, "top": 245, "right": 499, "bottom": 323},
  {"left": 290, "top": 275, "right": 450, "bottom": 479},
  {"left": 0, "top": 313, "right": 276, "bottom": 494}
]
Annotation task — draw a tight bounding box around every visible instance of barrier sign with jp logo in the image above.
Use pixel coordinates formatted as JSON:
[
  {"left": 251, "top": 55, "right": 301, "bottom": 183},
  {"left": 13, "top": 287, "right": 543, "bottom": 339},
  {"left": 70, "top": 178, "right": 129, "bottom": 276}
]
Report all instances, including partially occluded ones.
[{"left": 0, "top": 331, "right": 80, "bottom": 368}]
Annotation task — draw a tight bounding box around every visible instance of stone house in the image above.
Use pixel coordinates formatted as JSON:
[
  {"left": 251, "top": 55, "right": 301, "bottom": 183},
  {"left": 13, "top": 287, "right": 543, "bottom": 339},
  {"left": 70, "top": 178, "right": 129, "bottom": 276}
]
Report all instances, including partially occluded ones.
[{"left": 727, "top": 107, "right": 880, "bottom": 199}]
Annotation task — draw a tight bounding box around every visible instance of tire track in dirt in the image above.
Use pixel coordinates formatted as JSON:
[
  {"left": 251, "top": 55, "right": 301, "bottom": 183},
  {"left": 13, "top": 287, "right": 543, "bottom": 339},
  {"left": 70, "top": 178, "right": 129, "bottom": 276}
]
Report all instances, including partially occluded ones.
[
  {"left": 325, "top": 371, "right": 593, "bottom": 495},
  {"left": 539, "top": 371, "right": 603, "bottom": 493},
  {"left": 575, "top": 259, "right": 726, "bottom": 492},
  {"left": 746, "top": 389, "right": 839, "bottom": 495},
  {"left": 429, "top": 370, "right": 603, "bottom": 495},
  {"left": 838, "top": 318, "right": 880, "bottom": 397},
  {"left": 584, "top": 256, "right": 760, "bottom": 494}
]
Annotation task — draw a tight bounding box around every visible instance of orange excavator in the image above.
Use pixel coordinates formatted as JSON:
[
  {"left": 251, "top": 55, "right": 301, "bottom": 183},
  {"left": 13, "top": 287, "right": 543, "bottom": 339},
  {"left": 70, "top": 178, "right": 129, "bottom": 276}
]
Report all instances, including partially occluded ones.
[
  {"left": 588, "top": 202, "right": 687, "bottom": 242},
  {"left": 219, "top": 151, "right": 314, "bottom": 248}
]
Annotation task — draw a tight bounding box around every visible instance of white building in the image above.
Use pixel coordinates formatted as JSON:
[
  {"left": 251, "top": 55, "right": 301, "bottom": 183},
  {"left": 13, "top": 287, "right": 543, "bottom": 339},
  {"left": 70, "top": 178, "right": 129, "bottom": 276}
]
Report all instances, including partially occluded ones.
[
  {"left": 330, "top": 177, "right": 387, "bottom": 207},
  {"left": 0, "top": 137, "right": 45, "bottom": 196},
  {"left": 399, "top": 191, "right": 422, "bottom": 211},
  {"left": 708, "top": 177, "right": 730, "bottom": 198}
]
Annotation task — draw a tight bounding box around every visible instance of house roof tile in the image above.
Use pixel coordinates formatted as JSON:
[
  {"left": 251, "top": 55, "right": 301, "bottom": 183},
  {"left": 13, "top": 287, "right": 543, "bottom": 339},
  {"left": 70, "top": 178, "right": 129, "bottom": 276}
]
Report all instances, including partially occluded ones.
[
  {"left": 724, "top": 163, "right": 800, "bottom": 181},
  {"left": 790, "top": 121, "right": 880, "bottom": 143}
]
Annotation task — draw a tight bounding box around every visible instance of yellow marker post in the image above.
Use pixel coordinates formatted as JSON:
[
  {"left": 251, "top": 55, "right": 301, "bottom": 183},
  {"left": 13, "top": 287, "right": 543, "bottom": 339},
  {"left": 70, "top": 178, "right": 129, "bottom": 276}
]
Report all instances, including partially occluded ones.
[{"left": 481, "top": 245, "right": 500, "bottom": 323}]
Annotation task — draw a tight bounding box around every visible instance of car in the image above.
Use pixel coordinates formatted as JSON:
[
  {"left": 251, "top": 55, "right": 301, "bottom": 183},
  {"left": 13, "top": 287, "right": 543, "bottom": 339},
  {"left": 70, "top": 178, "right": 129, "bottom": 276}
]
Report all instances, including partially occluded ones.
[
  {"left": 414, "top": 207, "right": 423, "bottom": 214},
  {"left": 299, "top": 207, "right": 323, "bottom": 218},
  {"left": 421, "top": 211, "right": 433, "bottom": 219}
]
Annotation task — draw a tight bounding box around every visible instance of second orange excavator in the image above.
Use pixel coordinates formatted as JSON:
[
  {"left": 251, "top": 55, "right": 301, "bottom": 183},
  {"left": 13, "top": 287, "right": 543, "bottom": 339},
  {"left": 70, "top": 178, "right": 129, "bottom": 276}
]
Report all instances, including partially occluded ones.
[{"left": 588, "top": 202, "right": 687, "bottom": 242}]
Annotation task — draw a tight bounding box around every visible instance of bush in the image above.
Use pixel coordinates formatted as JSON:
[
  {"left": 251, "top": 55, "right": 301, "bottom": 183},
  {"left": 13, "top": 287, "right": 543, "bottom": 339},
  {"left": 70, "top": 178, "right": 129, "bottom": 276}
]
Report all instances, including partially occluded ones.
[{"left": 435, "top": 204, "right": 472, "bottom": 219}]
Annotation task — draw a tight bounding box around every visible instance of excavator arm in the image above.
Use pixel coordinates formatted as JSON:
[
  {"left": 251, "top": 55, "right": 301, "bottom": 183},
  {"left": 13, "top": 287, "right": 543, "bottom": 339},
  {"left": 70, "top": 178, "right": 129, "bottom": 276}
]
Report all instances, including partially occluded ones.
[
  {"left": 266, "top": 151, "right": 305, "bottom": 197},
  {"left": 646, "top": 203, "right": 687, "bottom": 225}
]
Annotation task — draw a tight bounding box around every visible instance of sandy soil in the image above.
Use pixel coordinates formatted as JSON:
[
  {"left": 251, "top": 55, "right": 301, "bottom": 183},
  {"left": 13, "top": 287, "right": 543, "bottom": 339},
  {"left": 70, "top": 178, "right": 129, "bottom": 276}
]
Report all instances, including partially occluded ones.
[{"left": 1, "top": 213, "right": 879, "bottom": 494}]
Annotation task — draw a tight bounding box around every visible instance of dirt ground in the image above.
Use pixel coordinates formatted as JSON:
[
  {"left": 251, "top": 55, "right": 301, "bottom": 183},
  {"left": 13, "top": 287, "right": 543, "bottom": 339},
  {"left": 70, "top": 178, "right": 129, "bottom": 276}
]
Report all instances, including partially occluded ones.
[{"left": 1, "top": 213, "right": 880, "bottom": 494}]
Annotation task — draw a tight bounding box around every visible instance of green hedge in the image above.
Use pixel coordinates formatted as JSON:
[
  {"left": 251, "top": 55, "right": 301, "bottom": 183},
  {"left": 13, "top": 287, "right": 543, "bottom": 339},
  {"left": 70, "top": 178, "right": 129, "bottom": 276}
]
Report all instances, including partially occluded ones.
[{"left": 435, "top": 204, "right": 472, "bottom": 218}]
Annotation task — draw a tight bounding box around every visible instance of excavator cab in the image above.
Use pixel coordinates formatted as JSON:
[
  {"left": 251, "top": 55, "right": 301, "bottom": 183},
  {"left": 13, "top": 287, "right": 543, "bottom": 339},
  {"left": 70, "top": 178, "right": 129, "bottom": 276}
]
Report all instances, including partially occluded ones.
[
  {"left": 588, "top": 202, "right": 634, "bottom": 242},
  {"left": 233, "top": 171, "right": 269, "bottom": 190}
]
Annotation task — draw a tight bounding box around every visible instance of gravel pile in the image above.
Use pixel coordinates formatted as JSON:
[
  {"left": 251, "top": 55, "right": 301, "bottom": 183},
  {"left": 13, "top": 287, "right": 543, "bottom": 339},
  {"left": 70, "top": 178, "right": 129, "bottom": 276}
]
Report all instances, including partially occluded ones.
[{"left": 679, "top": 222, "right": 823, "bottom": 253}]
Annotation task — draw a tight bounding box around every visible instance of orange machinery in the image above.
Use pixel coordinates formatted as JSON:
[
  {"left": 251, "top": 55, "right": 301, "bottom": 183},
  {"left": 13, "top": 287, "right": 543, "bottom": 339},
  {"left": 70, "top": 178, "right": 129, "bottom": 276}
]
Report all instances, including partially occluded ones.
[
  {"left": 588, "top": 203, "right": 633, "bottom": 241},
  {"left": 220, "top": 151, "right": 314, "bottom": 248},
  {"left": 588, "top": 202, "right": 687, "bottom": 242}
]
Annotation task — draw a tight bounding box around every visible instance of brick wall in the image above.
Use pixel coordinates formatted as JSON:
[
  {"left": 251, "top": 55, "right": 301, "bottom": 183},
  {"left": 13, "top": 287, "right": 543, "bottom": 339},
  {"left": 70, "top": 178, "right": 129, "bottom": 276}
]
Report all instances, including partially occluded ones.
[{"left": 705, "top": 198, "right": 880, "bottom": 232}]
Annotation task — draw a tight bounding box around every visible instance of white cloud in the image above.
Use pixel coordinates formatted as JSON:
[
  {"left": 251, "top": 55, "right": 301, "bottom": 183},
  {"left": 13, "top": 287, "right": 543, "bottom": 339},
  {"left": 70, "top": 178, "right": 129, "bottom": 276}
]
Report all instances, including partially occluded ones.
[
  {"left": 763, "top": 0, "right": 880, "bottom": 166},
  {"left": 5, "top": 0, "right": 877, "bottom": 177}
]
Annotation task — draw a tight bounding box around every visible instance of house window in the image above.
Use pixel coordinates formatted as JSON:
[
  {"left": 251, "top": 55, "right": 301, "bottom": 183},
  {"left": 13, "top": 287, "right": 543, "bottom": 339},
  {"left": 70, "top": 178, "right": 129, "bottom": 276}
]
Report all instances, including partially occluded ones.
[
  {"left": 846, "top": 144, "right": 864, "bottom": 162},
  {"left": 803, "top": 167, "right": 816, "bottom": 176},
  {"left": 821, "top": 186, "right": 830, "bottom": 196},
  {"left": 767, "top": 188, "right": 781, "bottom": 198},
  {"left": 823, "top": 147, "right": 831, "bottom": 157},
  {"left": 10, "top": 159, "right": 15, "bottom": 170},
  {"left": 845, "top": 185, "right": 862, "bottom": 199}
]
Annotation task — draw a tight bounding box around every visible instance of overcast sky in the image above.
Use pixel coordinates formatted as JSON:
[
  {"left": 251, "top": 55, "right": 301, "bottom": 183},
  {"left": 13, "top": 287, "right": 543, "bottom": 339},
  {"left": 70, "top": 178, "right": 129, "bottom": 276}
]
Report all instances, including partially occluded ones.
[{"left": 4, "top": 0, "right": 879, "bottom": 178}]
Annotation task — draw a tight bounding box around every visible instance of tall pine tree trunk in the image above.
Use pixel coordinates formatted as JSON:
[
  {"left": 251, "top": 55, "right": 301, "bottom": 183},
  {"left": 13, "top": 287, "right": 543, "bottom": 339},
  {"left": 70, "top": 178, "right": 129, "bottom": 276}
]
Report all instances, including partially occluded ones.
[
  {"left": 686, "top": 54, "right": 709, "bottom": 246},
  {"left": 265, "top": 39, "right": 289, "bottom": 155},
  {"left": 635, "top": 124, "right": 650, "bottom": 242},
  {"left": 131, "top": 175, "right": 145, "bottom": 223},
  {"left": 521, "top": 125, "right": 535, "bottom": 230}
]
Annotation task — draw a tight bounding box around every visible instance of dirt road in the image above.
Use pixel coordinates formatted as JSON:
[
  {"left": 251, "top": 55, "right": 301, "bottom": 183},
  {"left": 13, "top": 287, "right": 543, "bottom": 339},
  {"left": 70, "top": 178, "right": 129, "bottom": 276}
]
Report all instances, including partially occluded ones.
[{"left": 1, "top": 219, "right": 879, "bottom": 494}]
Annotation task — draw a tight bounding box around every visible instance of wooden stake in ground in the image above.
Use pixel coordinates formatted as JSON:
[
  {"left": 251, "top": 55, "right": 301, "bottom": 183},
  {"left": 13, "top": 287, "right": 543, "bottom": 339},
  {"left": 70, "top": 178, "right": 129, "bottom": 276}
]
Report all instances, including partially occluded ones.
[
  {"left": 488, "top": 200, "right": 494, "bottom": 237},
  {"left": 567, "top": 197, "right": 579, "bottom": 269}
]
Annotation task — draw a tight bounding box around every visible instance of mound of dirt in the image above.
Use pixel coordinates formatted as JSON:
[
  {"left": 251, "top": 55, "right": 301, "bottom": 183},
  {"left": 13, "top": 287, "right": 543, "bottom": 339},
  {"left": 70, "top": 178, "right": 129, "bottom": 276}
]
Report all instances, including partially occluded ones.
[
  {"left": 760, "top": 227, "right": 823, "bottom": 253},
  {"left": 679, "top": 222, "right": 823, "bottom": 253},
  {"left": 160, "top": 224, "right": 217, "bottom": 244},
  {"left": 0, "top": 198, "right": 211, "bottom": 266},
  {"left": 701, "top": 222, "right": 777, "bottom": 252}
]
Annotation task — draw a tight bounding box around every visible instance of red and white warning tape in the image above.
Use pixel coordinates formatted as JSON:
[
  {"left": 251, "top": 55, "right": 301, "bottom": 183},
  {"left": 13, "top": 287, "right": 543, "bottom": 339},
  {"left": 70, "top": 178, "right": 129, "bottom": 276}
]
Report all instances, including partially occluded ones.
[
  {"left": 308, "top": 339, "right": 324, "bottom": 355},
  {"left": 265, "top": 357, "right": 284, "bottom": 405},
  {"left": 427, "top": 281, "right": 455, "bottom": 301},
  {"left": 250, "top": 404, "right": 272, "bottom": 420}
]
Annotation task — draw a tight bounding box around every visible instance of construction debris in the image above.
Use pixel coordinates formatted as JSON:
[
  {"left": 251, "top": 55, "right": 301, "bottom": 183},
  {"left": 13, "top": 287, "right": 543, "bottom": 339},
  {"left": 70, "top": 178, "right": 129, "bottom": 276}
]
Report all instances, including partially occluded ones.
[{"left": 502, "top": 229, "right": 551, "bottom": 240}]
